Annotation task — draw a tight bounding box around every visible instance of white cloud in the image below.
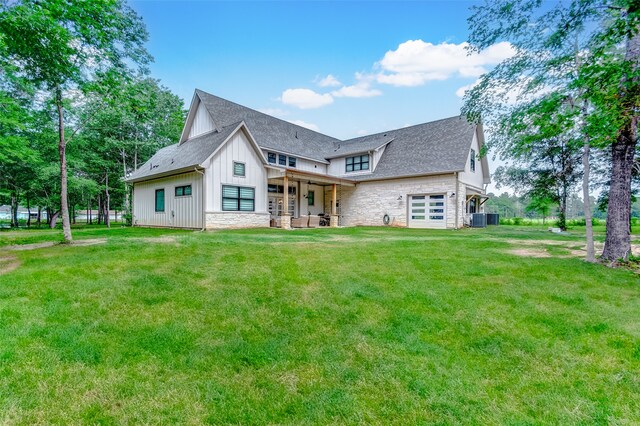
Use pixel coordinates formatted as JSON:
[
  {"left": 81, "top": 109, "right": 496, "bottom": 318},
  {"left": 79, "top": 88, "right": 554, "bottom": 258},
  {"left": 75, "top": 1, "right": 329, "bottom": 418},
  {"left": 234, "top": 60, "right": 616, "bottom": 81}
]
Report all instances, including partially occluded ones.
[
  {"left": 376, "top": 40, "right": 515, "bottom": 87},
  {"left": 258, "top": 108, "right": 289, "bottom": 117},
  {"left": 288, "top": 119, "right": 320, "bottom": 132},
  {"left": 455, "top": 80, "right": 480, "bottom": 98},
  {"left": 331, "top": 72, "right": 382, "bottom": 98},
  {"left": 281, "top": 88, "right": 334, "bottom": 109},
  {"left": 316, "top": 74, "right": 342, "bottom": 87}
]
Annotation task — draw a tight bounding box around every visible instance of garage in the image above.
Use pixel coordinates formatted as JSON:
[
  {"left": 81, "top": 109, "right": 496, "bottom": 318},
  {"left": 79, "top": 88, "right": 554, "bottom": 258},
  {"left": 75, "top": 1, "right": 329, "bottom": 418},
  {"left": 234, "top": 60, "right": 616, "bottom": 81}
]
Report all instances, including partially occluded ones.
[{"left": 408, "top": 194, "right": 446, "bottom": 228}]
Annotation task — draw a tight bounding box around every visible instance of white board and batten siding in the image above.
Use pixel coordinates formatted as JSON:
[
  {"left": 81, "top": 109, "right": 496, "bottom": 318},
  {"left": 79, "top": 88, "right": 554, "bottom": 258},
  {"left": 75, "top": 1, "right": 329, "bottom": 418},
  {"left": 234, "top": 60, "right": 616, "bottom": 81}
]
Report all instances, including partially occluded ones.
[
  {"left": 188, "top": 102, "right": 216, "bottom": 139},
  {"left": 205, "top": 129, "right": 268, "bottom": 213},
  {"left": 459, "top": 130, "right": 485, "bottom": 190},
  {"left": 132, "top": 172, "right": 203, "bottom": 229}
]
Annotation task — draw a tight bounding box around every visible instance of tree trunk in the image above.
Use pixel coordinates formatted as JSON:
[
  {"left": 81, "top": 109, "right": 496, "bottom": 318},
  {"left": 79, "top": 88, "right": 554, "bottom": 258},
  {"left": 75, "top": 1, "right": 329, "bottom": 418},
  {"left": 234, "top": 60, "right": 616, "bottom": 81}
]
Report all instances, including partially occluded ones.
[
  {"left": 10, "top": 193, "right": 18, "bottom": 228},
  {"left": 26, "top": 196, "right": 31, "bottom": 228},
  {"left": 37, "top": 207, "right": 41, "bottom": 226},
  {"left": 49, "top": 210, "right": 60, "bottom": 229},
  {"left": 582, "top": 140, "right": 595, "bottom": 262},
  {"left": 97, "top": 194, "right": 102, "bottom": 224},
  {"left": 602, "top": 135, "right": 636, "bottom": 262},
  {"left": 602, "top": 6, "right": 640, "bottom": 262},
  {"left": 56, "top": 88, "right": 72, "bottom": 242},
  {"left": 105, "top": 173, "right": 111, "bottom": 228},
  {"left": 122, "top": 149, "right": 130, "bottom": 220}
]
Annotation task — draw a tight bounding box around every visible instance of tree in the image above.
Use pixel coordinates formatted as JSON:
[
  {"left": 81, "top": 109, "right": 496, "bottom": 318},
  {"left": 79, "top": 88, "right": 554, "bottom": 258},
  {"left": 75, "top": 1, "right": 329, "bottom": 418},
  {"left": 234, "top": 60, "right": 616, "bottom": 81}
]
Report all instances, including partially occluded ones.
[
  {"left": 0, "top": 0, "right": 151, "bottom": 242},
  {"left": 463, "top": 0, "right": 639, "bottom": 263},
  {"left": 74, "top": 77, "right": 184, "bottom": 226},
  {"left": 526, "top": 195, "right": 554, "bottom": 224}
]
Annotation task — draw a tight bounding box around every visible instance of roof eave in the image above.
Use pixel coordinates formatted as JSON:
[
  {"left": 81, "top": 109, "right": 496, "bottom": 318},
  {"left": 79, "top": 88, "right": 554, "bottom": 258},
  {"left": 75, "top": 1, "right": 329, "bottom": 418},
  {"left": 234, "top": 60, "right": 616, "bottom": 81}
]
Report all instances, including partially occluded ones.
[{"left": 126, "top": 165, "right": 204, "bottom": 184}]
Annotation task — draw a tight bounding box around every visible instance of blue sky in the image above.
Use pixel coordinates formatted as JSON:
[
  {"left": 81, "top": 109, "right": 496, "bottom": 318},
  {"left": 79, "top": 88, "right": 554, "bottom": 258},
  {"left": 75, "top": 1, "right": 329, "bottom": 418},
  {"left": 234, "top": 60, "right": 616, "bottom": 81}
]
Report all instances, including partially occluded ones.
[{"left": 131, "top": 0, "right": 510, "bottom": 188}]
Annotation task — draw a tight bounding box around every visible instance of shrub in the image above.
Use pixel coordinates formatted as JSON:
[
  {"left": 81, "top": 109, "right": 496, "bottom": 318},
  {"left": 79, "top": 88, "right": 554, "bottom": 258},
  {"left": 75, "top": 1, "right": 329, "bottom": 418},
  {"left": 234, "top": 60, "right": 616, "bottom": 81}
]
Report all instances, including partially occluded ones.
[{"left": 512, "top": 217, "right": 523, "bottom": 225}]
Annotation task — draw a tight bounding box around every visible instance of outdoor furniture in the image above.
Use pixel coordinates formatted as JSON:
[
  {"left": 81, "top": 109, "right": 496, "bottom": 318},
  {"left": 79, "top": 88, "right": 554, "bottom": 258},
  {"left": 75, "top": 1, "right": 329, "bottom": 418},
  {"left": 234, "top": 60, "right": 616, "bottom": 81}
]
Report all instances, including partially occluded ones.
[
  {"left": 271, "top": 217, "right": 281, "bottom": 228},
  {"left": 291, "top": 216, "right": 309, "bottom": 228},
  {"left": 308, "top": 215, "right": 320, "bottom": 228}
]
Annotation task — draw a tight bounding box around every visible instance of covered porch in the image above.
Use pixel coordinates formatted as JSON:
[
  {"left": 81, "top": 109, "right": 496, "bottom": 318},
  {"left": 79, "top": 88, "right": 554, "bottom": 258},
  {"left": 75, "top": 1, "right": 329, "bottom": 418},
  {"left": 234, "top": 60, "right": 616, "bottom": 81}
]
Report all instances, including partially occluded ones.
[
  {"left": 266, "top": 167, "right": 355, "bottom": 229},
  {"left": 464, "top": 187, "right": 490, "bottom": 226}
]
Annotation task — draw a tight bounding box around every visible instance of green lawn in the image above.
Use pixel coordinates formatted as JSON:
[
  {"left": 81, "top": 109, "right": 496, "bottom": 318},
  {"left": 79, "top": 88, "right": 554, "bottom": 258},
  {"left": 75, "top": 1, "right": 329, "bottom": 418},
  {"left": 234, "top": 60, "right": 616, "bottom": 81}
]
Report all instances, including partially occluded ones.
[{"left": 0, "top": 225, "right": 638, "bottom": 424}]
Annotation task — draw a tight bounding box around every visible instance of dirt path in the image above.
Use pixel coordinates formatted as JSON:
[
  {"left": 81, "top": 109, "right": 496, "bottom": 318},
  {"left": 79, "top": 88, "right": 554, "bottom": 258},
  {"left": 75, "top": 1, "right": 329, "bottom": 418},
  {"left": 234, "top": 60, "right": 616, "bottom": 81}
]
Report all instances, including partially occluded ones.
[{"left": 0, "top": 255, "right": 20, "bottom": 275}]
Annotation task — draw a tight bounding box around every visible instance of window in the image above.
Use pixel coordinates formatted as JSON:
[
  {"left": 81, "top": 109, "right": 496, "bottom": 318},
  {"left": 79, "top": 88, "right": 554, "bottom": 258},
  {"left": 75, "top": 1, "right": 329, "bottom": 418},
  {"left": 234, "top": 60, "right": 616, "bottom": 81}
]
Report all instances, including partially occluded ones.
[
  {"left": 233, "top": 161, "right": 245, "bottom": 177},
  {"left": 307, "top": 190, "right": 315, "bottom": 206},
  {"left": 268, "top": 184, "right": 296, "bottom": 195},
  {"left": 278, "top": 154, "right": 287, "bottom": 166},
  {"left": 222, "top": 185, "right": 255, "bottom": 211},
  {"left": 289, "top": 157, "right": 297, "bottom": 168},
  {"left": 268, "top": 152, "right": 276, "bottom": 164},
  {"left": 155, "top": 189, "right": 165, "bottom": 212},
  {"left": 470, "top": 149, "right": 476, "bottom": 172},
  {"left": 175, "top": 185, "right": 192, "bottom": 197},
  {"left": 345, "top": 154, "right": 370, "bottom": 172}
]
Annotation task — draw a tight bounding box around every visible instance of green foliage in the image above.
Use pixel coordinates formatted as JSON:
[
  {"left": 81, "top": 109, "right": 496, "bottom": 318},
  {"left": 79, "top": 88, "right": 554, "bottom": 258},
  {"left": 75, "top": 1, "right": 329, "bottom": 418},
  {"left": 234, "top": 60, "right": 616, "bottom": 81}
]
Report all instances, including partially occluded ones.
[{"left": 0, "top": 2, "right": 184, "bottom": 230}]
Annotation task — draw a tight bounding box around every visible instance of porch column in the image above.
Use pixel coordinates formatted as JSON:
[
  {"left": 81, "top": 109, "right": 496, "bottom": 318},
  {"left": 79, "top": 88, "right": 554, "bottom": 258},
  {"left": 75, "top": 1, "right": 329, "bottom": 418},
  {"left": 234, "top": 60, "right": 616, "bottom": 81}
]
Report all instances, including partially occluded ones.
[
  {"left": 281, "top": 175, "right": 291, "bottom": 230},
  {"left": 330, "top": 183, "right": 339, "bottom": 227}
]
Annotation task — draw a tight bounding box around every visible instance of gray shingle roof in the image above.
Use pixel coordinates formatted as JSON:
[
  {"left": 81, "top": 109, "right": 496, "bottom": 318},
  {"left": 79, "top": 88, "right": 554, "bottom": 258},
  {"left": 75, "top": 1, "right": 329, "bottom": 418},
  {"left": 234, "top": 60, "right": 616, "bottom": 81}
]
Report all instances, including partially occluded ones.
[
  {"left": 196, "top": 90, "right": 339, "bottom": 162},
  {"left": 130, "top": 89, "right": 480, "bottom": 183},
  {"left": 340, "top": 116, "right": 477, "bottom": 181},
  {"left": 126, "top": 122, "right": 242, "bottom": 182}
]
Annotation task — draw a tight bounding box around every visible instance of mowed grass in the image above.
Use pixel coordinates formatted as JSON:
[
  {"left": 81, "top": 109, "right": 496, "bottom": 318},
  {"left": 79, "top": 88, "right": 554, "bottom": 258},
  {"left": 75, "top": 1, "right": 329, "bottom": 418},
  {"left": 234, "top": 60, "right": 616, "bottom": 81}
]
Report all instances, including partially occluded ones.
[{"left": 0, "top": 225, "right": 638, "bottom": 424}]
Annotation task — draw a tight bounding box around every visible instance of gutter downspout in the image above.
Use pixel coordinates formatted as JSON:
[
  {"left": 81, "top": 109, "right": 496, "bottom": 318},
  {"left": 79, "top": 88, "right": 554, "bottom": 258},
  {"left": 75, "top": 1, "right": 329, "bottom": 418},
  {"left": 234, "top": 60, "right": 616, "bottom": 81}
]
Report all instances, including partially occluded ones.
[
  {"left": 455, "top": 172, "right": 460, "bottom": 229},
  {"left": 195, "top": 167, "right": 206, "bottom": 231}
]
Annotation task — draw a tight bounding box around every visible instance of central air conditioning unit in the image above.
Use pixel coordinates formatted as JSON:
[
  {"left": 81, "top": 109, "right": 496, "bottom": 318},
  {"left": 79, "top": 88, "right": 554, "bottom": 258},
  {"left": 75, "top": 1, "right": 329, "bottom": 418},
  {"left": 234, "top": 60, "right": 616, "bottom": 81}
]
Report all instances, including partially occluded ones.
[
  {"left": 471, "top": 213, "right": 487, "bottom": 228},
  {"left": 486, "top": 213, "right": 499, "bottom": 225}
]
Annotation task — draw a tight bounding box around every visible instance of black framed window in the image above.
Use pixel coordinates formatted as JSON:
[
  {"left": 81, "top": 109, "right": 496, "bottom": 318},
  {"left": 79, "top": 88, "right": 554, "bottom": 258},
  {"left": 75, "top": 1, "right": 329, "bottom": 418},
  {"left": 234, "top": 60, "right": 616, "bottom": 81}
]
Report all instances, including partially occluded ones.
[
  {"left": 288, "top": 157, "right": 297, "bottom": 168},
  {"left": 222, "top": 185, "right": 255, "bottom": 211},
  {"left": 233, "top": 161, "right": 245, "bottom": 177},
  {"left": 345, "top": 155, "right": 370, "bottom": 172},
  {"left": 470, "top": 149, "right": 476, "bottom": 172},
  {"left": 155, "top": 189, "right": 165, "bottom": 212},
  {"left": 268, "top": 184, "right": 296, "bottom": 194},
  {"left": 175, "top": 185, "right": 192, "bottom": 197},
  {"left": 268, "top": 152, "right": 276, "bottom": 164},
  {"left": 278, "top": 154, "right": 287, "bottom": 166},
  {"left": 308, "top": 190, "right": 314, "bottom": 206}
]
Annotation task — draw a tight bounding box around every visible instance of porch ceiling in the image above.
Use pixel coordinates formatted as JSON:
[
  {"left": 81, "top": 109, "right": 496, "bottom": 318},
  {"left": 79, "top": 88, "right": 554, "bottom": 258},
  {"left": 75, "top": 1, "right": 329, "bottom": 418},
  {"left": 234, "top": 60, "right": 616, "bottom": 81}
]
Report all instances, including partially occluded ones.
[{"left": 267, "top": 167, "right": 356, "bottom": 187}]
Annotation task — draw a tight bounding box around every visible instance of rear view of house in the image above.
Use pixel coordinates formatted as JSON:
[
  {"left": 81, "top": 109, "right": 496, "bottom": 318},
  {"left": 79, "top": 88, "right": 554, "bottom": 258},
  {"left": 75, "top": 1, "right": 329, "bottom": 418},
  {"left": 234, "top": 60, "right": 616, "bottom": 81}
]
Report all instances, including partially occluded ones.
[{"left": 126, "top": 89, "right": 490, "bottom": 229}]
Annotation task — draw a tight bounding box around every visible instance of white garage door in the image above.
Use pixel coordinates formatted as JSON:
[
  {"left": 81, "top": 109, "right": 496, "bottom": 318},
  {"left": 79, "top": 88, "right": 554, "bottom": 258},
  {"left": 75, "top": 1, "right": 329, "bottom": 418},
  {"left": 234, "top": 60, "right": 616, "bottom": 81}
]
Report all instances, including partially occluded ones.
[{"left": 408, "top": 194, "right": 446, "bottom": 228}]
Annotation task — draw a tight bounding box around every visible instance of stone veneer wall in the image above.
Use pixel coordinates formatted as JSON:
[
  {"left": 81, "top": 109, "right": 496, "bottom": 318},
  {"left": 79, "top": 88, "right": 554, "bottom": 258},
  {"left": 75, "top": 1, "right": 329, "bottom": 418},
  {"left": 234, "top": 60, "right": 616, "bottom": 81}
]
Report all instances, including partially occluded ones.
[
  {"left": 325, "top": 174, "right": 465, "bottom": 228},
  {"left": 205, "top": 212, "right": 270, "bottom": 229}
]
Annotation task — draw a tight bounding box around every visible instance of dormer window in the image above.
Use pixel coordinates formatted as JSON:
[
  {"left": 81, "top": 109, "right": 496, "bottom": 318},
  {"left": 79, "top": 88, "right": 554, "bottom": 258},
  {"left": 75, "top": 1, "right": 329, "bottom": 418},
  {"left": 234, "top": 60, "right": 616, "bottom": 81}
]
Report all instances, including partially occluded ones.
[
  {"left": 278, "top": 154, "right": 286, "bottom": 166},
  {"left": 346, "top": 154, "right": 369, "bottom": 172},
  {"left": 470, "top": 149, "right": 476, "bottom": 172},
  {"left": 288, "top": 157, "right": 297, "bottom": 168},
  {"left": 268, "top": 152, "right": 276, "bottom": 164}
]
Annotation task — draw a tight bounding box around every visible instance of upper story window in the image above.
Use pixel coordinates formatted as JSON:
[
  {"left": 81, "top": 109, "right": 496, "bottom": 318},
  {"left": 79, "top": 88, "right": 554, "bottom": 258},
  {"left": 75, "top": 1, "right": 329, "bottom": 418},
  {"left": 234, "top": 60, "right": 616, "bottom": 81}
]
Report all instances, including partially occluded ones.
[
  {"left": 278, "top": 154, "right": 286, "bottom": 166},
  {"left": 346, "top": 154, "right": 369, "bottom": 173},
  {"left": 288, "top": 157, "right": 297, "bottom": 168},
  {"left": 175, "top": 185, "right": 192, "bottom": 196},
  {"left": 233, "top": 161, "right": 245, "bottom": 177},
  {"left": 268, "top": 152, "right": 276, "bottom": 164},
  {"left": 470, "top": 149, "right": 476, "bottom": 172}
]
